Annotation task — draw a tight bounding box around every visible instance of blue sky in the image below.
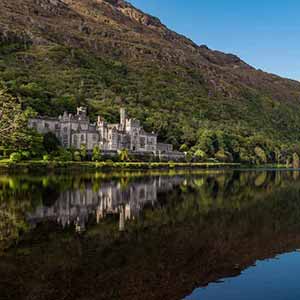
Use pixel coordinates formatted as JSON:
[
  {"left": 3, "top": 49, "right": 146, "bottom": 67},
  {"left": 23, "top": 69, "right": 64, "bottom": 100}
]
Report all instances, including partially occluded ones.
[{"left": 129, "top": 0, "right": 300, "bottom": 80}]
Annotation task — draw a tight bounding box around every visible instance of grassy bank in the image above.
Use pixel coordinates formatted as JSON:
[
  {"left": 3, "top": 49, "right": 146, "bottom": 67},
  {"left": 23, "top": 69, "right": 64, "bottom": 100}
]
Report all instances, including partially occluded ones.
[{"left": 0, "top": 160, "right": 240, "bottom": 172}]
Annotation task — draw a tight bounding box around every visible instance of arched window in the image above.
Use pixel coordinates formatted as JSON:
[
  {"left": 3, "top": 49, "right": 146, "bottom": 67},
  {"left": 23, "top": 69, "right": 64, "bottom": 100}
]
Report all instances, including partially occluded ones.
[{"left": 74, "top": 135, "right": 78, "bottom": 147}]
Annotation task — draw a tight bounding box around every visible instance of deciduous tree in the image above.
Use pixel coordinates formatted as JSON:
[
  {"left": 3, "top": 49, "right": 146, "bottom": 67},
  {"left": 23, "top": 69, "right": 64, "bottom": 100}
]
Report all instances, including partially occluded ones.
[{"left": 0, "top": 87, "right": 44, "bottom": 156}]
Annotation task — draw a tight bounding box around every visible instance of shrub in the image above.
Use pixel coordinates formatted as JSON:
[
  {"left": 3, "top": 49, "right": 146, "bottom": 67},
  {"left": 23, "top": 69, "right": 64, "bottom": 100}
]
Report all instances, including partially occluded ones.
[
  {"left": 73, "top": 151, "right": 81, "bottom": 161},
  {"left": 80, "top": 144, "right": 87, "bottom": 161},
  {"left": 180, "top": 144, "right": 189, "bottom": 152},
  {"left": 56, "top": 149, "right": 73, "bottom": 162},
  {"left": 43, "top": 154, "right": 50, "bottom": 161},
  {"left": 254, "top": 146, "right": 267, "bottom": 164},
  {"left": 194, "top": 149, "right": 206, "bottom": 161},
  {"left": 21, "top": 151, "right": 31, "bottom": 160},
  {"left": 118, "top": 149, "right": 130, "bottom": 162},
  {"left": 215, "top": 149, "right": 233, "bottom": 163},
  {"left": 92, "top": 146, "right": 102, "bottom": 162},
  {"left": 168, "top": 161, "right": 175, "bottom": 168},
  {"left": 185, "top": 152, "right": 193, "bottom": 162},
  {"left": 10, "top": 152, "right": 22, "bottom": 162}
]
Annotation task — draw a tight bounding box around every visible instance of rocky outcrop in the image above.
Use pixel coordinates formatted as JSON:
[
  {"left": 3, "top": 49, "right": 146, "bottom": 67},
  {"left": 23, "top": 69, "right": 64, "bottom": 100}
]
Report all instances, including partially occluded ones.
[
  {"left": 34, "top": 0, "right": 70, "bottom": 16},
  {"left": 0, "top": 30, "right": 32, "bottom": 48}
]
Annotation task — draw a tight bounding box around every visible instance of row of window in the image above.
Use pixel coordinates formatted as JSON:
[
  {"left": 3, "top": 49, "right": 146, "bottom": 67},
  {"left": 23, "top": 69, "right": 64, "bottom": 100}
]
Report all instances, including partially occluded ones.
[
  {"left": 31, "top": 122, "right": 65, "bottom": 131},
  {"left": 73, "top": 134, "right": 98, "bottom": 144},
  {"left": 33, "top": 122, "right": 90, "bottom": 134},
  {"left": 140, "top": 137, "right": 156, "bottom": 148}
]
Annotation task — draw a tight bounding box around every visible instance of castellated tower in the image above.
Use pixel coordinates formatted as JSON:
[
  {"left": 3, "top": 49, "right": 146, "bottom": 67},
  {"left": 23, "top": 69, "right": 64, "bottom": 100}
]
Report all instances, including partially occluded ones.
[
  {"left": 77, "top": 106, "right": 88, "bottom": 120},
  {"left": 120, "top": 107, "right": 126, "bottom": 131}
]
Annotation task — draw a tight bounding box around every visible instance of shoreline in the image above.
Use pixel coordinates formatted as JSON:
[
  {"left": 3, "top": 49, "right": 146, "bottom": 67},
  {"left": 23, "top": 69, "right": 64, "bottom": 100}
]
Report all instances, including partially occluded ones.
[
  {"left": 0, "top": 160, "right": 240, "bottom": 172},
  {"left": 0, "top": 161, "right": 296, "bottom": 173}
]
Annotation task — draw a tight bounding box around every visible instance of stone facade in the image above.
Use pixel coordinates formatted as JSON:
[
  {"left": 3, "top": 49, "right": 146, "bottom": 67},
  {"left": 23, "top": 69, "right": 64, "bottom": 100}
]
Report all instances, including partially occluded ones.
[{"left": 29, "top": 107, "right": 174, "bottom": 154}]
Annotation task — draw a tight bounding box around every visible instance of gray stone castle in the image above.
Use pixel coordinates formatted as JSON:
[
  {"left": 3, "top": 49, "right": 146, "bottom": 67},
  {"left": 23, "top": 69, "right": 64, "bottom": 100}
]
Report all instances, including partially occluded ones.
[{"left": 29, "top": 107, "right": 181, "bottom": 157}]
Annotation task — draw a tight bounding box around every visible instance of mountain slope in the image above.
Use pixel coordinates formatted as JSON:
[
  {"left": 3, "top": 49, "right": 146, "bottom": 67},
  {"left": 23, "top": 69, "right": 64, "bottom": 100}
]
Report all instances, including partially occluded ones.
[{"left": 1, "top": 0, "right": 300, "bottom": 158}]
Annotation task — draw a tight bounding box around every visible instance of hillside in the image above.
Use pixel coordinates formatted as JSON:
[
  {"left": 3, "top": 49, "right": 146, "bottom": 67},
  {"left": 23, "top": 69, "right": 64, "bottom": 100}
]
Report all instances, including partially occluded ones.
[{"left": 1, "top": 0, "right": 300, "bottom": 162}]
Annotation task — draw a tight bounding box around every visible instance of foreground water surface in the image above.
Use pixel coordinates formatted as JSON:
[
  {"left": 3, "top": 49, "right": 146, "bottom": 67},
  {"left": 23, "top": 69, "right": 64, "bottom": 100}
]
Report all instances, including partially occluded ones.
[{"left": 1, "top": 169, "right": 300, "bottom": 300}]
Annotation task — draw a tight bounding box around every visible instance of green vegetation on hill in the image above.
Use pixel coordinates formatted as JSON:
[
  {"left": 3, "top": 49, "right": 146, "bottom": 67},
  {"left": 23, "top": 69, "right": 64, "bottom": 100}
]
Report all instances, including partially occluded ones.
[
  {"left": 1, "top": 0, "right": 300, "bottom": 165},
  {"left": 1, "top": 41, "right": 300, "bottom": 166}
]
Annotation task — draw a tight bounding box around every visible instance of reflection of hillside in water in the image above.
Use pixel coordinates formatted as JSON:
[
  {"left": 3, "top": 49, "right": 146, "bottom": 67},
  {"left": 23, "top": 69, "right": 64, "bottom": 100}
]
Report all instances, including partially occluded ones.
[
  {"left": 27, "top": 176, "right": 185, "bottom": 232},
  {"left": 1, "top": 170, "right": 300, "bottom": 243},
  {"left": 2, "top": 170, "right": 300, "bottom": 300}
]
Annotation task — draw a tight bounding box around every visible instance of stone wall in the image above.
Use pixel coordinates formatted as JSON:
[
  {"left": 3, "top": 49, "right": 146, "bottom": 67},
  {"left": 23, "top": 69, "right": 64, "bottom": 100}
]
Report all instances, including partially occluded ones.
[
  {"left": 158, "top": 151, "right": 186, "bottom": 162},
  {"left": 157, "top": 143, "right": 173, "bottom": 152}
]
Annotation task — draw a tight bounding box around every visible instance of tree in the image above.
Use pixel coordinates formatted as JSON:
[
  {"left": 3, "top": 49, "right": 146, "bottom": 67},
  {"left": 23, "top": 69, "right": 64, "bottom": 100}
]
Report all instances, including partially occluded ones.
[
  {"left": 43, "top": 132, "right": 60, "bottom": 154},
  {"left": 215, "top": 149, "right": 233, "bottom": 163},
  {"left": 9, "top": 152, "right": 22, "bottom": 162},
  {"left": 92, "top": 145, "right": 102, "bottom": 162},
  {"left": 179, "top": 144, "right": 189, "bottom": 152},
  {"left": 0, "top": 89, "right": 26, "bottom": 149},
  {"left": 0, "top": 87, "right": 43, "bottom": 155},
  {"left": 194, "top": 149, "right": 206, "bottom": 161},
  {"left": 196, "top": 129, "right": 218, "bottom": 157},
  {"left": 254, "top": 146, "right": 267, "bottom": 164},
  {"left": 293, "top": 153, "right": 299, "bottom": 169},
  {"left": 80, "top": 144, "right": 87, "bottom": 161}
]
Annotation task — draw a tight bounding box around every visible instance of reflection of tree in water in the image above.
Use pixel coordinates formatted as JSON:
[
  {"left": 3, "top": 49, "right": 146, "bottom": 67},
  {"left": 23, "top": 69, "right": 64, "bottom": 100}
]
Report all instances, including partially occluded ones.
[
  {"left": 2, "top": 171, "right": 300, "bottom": 299},
  {"left": 41, "top": 186, "right": 60, "bottom": 207},
  {"left": 0, "top": 177, "right": 35, "bottom": 252},
  {"left": 114, "top": 172, "right": 300, "bottom": 300},
  {"left": 0, "top": 171, "right": 300, "bottom": 300},
  {"left": 149, "top": 171, "right": 300, "bottom": 220},
  {"left": 1, "top": 170, "right": 300, "bottom": 250},
  {"left": 0, "top": 175, "right": 72, "bottom": 251}
]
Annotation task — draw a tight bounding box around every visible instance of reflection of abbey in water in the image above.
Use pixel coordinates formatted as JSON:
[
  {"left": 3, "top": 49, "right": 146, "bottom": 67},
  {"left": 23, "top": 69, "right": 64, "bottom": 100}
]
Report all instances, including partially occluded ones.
[{"left": 27, "top": 176, "right": 184, "bottom": 231}]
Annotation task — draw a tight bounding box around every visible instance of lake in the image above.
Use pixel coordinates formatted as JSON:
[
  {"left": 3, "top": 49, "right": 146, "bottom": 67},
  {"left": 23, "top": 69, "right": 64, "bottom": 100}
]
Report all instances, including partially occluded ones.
[{"left": 1, "top": 169, "right": 300, "bottom": 300}]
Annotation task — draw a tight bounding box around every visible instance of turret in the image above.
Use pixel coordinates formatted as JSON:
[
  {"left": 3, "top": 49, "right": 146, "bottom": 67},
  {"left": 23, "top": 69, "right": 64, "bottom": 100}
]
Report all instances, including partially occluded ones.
[
  {"left": 77, "top": 107, "right": 87, "bottom": 120},
  {"left": 120, "top": 107, "right": 126, "bottom": 130},
  {"left": 97, "top": 116, "right": 105, "bottom": 127},
  {"left": 63, "top": 111, "right": 68, "bottom": 121}
]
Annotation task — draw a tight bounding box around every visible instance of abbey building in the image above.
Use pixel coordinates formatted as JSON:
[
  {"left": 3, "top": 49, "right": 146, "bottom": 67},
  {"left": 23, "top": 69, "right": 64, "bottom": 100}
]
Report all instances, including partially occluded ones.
[{"left": 29, "top": 107, "right": 175, "bottom": 155}]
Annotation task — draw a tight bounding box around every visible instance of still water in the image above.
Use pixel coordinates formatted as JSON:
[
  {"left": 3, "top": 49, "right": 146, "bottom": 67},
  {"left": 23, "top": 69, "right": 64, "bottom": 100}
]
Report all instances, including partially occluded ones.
[{"left": 1, "top": 169, "right": 300, "bottom": 300}]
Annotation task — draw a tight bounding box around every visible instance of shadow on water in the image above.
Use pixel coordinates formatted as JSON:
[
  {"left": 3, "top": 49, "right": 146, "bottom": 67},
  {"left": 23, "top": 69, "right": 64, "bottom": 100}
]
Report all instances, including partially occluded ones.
[{"left": 1, "top": 170, "right": 300, "bottom": 299}]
